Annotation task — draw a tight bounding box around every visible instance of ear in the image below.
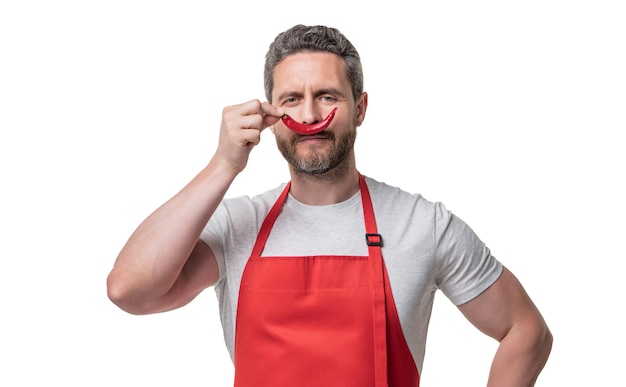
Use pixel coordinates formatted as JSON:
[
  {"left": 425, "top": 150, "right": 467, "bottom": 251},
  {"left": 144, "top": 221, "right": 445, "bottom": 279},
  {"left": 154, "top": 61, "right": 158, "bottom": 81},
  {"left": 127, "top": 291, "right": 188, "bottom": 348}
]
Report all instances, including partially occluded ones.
[{"left": 354, "top": 92, "right": 368, "bottom": 127}]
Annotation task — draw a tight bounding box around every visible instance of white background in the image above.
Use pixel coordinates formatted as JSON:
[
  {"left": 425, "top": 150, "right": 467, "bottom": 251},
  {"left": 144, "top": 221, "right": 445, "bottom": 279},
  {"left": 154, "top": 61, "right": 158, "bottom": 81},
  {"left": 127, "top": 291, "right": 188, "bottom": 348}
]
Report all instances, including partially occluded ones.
[{"left": 1, "top": 1, "right": 624, "bottom": 385}]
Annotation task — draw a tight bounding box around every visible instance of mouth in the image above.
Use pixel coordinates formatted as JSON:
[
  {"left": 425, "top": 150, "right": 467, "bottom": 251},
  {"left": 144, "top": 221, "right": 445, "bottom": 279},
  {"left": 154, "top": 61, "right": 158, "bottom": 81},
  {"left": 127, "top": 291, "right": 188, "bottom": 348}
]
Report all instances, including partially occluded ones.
[{"left": 296, "top": 133, "right": 332, "bottom": 143}]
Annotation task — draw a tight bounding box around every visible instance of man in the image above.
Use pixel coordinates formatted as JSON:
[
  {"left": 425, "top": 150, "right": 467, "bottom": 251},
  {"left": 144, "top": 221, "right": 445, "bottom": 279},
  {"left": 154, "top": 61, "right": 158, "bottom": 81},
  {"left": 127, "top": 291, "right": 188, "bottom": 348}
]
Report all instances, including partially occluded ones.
[{"left": 107, "top": 24, "right": 552, "bottom": 386}]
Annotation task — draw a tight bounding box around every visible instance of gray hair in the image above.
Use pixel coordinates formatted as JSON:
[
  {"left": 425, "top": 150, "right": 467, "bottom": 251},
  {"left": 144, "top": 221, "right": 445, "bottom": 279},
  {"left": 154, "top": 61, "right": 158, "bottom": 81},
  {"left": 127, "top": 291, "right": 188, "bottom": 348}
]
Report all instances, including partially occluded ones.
[{"left": 264, "top": 25, "right": 363, "bottom": 103}]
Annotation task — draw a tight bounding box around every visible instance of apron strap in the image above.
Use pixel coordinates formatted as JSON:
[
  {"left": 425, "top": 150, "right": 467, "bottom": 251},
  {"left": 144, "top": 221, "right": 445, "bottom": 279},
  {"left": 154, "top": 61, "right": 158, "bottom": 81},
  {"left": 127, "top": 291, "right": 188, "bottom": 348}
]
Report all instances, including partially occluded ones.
[
  {"left": 249, "top": 182, "right": 291, "bottom": 258},
  {"left": 359, "top": 174, "right": 389, "bottom": 387}
]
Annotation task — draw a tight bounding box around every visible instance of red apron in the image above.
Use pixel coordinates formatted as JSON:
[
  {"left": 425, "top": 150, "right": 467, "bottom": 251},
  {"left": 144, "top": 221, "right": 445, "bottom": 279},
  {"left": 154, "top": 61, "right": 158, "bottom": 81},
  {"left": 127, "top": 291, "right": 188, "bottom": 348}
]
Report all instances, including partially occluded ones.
[{"left": 234, "top": 174, "right": 419, "bottom": 387}]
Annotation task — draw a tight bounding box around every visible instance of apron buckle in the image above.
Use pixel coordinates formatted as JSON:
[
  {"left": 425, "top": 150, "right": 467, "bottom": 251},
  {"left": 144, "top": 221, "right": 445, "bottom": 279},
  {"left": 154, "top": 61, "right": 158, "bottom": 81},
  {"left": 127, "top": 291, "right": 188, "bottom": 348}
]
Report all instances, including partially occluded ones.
[{"left": 365, "top": 233, "right": 383, "bottom": 247}]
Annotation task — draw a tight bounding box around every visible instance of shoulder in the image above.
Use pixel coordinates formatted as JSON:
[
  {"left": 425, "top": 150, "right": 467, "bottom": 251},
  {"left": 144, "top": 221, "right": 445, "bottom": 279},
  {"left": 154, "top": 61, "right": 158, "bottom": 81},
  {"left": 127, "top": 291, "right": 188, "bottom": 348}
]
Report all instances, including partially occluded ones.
[
  {"left": 362, "top": 175, "right": 449, "bottom": 249},
  {"left": 363, "top": 175, "right": 465, "bottom": 246},
  {"left": 201, "top": 183, "right": 287, "bottom": 249},
  {"left": 363, "top": 175, "right": 441, "bottom": 216},
  {"left": 220, "top": 183, "right": 287, "bottom": 218}
]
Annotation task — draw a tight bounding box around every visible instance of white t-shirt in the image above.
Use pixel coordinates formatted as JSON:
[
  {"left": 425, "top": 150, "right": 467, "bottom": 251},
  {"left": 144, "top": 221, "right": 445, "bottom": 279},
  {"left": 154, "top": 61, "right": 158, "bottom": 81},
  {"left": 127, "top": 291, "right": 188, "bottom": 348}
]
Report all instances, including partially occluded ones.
[{"left": 201, "top": 176, "right": 503, "bottom": 372}]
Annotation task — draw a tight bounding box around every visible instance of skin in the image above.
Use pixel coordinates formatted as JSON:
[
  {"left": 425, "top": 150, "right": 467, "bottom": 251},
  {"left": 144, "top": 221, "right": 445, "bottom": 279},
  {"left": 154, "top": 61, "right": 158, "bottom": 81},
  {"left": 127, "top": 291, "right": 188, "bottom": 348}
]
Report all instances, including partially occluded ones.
[{"left": 107, "top": 52, "right": 552, "bottom": 386}]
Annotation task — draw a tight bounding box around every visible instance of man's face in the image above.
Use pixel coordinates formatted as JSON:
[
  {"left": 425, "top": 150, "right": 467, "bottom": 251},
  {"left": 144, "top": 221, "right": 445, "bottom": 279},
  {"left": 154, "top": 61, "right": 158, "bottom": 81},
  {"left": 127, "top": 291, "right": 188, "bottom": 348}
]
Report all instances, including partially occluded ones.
[{"left": 271, "top": 52, "right": 366, "bottom": 176}]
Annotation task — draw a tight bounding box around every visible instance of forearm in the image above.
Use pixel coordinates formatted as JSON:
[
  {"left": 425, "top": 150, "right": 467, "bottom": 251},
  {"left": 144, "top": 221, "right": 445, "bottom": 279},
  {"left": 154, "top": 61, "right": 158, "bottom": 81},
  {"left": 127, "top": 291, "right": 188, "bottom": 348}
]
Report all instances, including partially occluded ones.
[
  {"left": 487, "top": 319, "right": 553, "bottom": 386},
  {"left": 107, "top": 156, "right": 237, "bottom": 311}
]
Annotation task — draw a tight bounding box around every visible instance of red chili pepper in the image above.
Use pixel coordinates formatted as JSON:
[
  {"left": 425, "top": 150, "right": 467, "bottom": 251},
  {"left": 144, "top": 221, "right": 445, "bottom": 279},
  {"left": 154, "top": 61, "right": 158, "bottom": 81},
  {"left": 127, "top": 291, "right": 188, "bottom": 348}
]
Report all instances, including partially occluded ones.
[{"left": 281, "top": 108, "right": 338, "bottom": 135}]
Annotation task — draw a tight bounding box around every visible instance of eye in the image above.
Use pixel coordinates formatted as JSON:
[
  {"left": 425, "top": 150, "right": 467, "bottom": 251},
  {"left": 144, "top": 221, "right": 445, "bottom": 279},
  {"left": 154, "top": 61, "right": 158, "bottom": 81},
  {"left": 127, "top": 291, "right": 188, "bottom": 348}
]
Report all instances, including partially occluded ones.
[
  {"left": 320, "top": 95, "right": 337, "bottom": 103},
  {"left": 283, "top": 97, "right": 300, "bottom": 106}
]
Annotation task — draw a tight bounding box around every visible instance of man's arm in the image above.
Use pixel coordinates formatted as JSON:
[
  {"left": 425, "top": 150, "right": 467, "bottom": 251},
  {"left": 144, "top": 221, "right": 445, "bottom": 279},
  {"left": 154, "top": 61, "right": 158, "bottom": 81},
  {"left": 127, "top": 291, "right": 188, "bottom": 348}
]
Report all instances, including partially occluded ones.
[
  {"left": 458, "top": 267, "right": 553, "bottom": 386},
  {"left": 106, "top": 100, "right": 284, "bottom": 315}
]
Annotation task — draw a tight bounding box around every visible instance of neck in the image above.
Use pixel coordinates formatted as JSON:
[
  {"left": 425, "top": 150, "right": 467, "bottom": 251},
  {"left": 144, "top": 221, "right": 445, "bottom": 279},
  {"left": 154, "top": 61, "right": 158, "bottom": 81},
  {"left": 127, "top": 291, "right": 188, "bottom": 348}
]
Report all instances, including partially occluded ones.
[{"left": 288, "top": 159, "right": 360, "bottom": 205}]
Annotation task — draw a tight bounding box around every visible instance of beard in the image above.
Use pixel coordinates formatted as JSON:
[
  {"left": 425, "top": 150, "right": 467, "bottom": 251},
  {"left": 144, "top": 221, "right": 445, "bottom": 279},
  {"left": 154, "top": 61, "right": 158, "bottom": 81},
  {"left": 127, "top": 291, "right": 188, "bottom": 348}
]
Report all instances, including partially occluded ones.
[{"left": 276, "top": 129, "right": 356, "bottom": 176}]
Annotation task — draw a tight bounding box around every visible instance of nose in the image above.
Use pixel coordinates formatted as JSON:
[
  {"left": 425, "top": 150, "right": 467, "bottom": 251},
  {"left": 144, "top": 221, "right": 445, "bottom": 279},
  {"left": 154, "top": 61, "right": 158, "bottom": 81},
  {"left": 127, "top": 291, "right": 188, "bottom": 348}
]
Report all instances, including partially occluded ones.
[{"left": 299, "top": 99, "right": 322, "bottom": 124}]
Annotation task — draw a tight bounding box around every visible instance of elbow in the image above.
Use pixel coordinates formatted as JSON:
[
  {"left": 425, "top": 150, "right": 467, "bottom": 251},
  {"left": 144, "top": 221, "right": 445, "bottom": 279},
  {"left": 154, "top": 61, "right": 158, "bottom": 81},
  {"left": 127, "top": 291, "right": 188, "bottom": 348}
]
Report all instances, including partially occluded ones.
[
  {"left": 502, "top": 313, "right": 554, "bottom": 368},
  {"left": 537, "top": 323, "right": 554, "bottom": 365},
  {"left": 527, "top": 322, "right": 553, "bottom": 384},
  {"left": 520, "top": 316, "right": 553, "bottom": 372},
  {"left": 106, "top": 272, "right": 148, "bottom": 315},
  {"left": 528, "top": 311, "right": 553, "bottom": 361},
  {"left": 106, "top": 273, "right": 131, "bottom": 312}
]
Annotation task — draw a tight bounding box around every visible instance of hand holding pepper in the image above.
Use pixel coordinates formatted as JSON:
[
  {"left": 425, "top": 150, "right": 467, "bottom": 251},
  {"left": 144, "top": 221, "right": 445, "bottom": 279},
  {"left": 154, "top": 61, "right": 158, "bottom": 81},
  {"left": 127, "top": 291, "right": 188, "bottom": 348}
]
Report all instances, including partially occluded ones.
[{"left": 216, "top": 100, "right": 284, "bottom": 174}]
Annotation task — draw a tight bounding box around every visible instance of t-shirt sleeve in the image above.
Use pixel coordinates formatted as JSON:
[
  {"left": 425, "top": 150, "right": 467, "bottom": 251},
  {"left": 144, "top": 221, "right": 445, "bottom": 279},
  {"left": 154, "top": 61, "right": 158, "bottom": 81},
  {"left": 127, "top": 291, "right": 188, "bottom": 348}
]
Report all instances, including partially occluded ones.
[{"left": 434, "top": 202, "right": 503, "bottom": 305}]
